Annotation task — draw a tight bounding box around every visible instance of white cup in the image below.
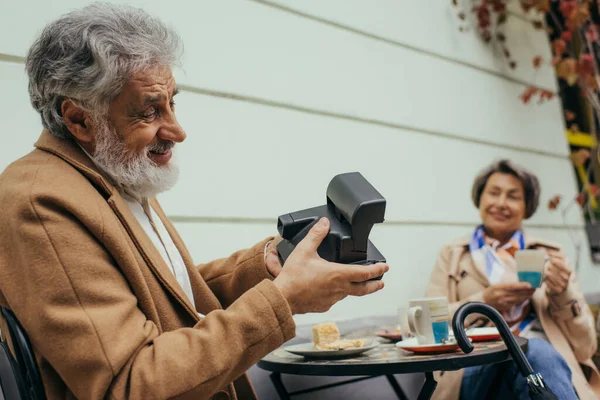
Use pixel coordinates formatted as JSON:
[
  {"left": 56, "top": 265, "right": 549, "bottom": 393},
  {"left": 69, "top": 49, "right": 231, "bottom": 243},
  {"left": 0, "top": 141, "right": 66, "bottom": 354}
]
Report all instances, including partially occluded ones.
[
  {"left": 407, "top": 297, "right": 450, "bottom": 345},
  {"left": 515, "top": 249, "right": 548, "bottom": 289}
]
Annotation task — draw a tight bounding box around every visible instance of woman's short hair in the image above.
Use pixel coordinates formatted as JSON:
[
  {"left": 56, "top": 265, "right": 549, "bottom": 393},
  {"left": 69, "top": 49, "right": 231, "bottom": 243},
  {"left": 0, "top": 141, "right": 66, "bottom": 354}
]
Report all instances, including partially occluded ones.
[{"left": 471, "top": 159, "right": 540, "bottom": 219}]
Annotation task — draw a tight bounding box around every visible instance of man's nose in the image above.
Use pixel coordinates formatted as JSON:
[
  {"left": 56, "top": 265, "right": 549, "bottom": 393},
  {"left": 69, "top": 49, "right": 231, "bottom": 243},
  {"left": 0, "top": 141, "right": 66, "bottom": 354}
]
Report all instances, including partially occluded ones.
[{"left": 159, "top": 115, "right": 186, "bottom": 143}]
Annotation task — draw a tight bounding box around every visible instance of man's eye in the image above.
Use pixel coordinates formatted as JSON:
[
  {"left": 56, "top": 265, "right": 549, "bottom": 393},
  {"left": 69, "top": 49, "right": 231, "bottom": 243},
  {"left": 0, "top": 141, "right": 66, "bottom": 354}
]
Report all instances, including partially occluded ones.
[{"left": 144, "top": 106, "right": 157, "bottom": 118}]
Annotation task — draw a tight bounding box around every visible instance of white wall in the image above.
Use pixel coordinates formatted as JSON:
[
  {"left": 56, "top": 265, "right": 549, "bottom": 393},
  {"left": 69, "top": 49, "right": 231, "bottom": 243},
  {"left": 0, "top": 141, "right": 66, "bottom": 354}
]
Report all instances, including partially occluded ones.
[{"left": 1, "top": 0, "right": 598, "bottom": 328}]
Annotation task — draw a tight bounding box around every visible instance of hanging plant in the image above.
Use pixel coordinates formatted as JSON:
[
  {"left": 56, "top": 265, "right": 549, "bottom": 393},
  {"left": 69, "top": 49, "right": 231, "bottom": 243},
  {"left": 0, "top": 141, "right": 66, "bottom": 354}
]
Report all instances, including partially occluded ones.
[{"left": 452, "top": 0, "right": 599, "bottom": 107}]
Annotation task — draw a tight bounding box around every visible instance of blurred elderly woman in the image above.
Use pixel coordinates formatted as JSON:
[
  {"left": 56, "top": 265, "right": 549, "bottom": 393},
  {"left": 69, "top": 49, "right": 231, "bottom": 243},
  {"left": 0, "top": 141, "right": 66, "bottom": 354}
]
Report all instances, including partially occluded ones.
[{"left": 427, "top": 159, "right": 600, "bottom": 400}]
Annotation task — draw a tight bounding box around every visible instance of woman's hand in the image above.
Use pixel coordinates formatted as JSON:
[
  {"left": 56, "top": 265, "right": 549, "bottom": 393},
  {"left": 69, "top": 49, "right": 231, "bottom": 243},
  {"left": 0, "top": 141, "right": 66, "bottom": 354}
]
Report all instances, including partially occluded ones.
[
  {"left": 544, "top": 250, "right": 571, "bottom": 295},
  {"left": 483, "top": 282, "right": 536, "bottom": 312}
]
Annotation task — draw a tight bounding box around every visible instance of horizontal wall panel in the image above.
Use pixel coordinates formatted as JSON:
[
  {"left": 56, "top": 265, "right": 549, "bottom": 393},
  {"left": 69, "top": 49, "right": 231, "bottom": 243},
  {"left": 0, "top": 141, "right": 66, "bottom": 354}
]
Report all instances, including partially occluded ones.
[
  {"left": 266, "top": 0, "right": 556, "bottom": 90},
  {"left": 173, "top": 221, "right": 598, "bottom": 326},
  {"left": 161, "top": 89, "right": 580, "bottom": 227},
  {"left": 0, "top": 0, "right": 567, "bottom": 156},
  {"left": 0, "top": 61, "right": 582, "bottom": 227}
]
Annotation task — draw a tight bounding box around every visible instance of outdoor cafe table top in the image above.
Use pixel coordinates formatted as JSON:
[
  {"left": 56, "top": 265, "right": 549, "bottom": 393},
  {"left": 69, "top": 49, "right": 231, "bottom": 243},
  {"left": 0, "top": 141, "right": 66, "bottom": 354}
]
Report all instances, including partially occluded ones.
[{"left": 258, "top": 317, "right": 528, "bottom": 377}]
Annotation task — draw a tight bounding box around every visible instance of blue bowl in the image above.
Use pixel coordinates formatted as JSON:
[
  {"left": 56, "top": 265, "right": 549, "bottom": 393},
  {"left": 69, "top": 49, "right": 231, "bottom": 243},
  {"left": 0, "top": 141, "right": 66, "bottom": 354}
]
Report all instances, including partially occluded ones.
[{"left": 518, "top": 271, "right": 542, "bottom": 288}]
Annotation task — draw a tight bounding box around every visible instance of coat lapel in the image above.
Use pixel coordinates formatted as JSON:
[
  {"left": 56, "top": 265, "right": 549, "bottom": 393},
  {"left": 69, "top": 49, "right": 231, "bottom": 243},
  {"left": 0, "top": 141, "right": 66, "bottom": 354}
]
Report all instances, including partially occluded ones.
[
  {"left": 449, "top": 238, "right": 490, "bottom": 288},
  {"left": 107, "top": 195, "right": 200, "bottom": 321},
  {"left": 149, "top": 200, "right": 223, "bottom": 315},
  {"left": 34, "top": 130, "right": 200, "bottom": 321}
]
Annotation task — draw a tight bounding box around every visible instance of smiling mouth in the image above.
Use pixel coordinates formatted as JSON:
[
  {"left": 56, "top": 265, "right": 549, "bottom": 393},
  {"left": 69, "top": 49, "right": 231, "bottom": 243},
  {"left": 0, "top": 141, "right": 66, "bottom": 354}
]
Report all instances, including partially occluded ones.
[{"left": 150, "top": 149, "right": 169, "bottom": 155}]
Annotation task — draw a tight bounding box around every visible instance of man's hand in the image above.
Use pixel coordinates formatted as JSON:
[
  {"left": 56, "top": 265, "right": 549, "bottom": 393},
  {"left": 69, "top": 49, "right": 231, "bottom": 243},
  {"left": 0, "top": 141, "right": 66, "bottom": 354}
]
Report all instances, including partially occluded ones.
[
  {"left": 544, "top": 250, "right": 571, "bottom": 295},
  {"left": 265, "top": 236, "right": 283, "bottom": 277},
  {"left": 273, "top": 217, "right": 388, "bottom": 315},
  {"left": 483, "top": 282, "right": 535, "bottom": 312}
]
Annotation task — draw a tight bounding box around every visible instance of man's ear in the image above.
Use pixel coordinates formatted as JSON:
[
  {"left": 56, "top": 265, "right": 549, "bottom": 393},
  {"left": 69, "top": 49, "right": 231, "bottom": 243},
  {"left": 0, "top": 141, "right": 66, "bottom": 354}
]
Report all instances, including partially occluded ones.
[{"left": 61, "top": 99, "right": 95, "bottom": 143}]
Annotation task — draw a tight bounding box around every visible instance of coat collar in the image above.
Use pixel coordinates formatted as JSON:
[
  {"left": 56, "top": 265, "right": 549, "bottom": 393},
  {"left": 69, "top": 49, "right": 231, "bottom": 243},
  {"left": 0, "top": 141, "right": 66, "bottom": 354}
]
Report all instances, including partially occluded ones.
[
  {"left": 35, "top": 130, "right": 115, "bottom": 198},
  {"left": 34, "top": 130, "right": 204, "bottom": 321}
]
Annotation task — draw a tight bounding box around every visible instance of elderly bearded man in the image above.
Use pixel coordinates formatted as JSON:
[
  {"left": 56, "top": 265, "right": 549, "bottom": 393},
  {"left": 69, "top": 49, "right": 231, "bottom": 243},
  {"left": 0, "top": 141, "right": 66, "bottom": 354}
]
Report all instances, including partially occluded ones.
[{"left": 0, "top": 3, "right": 389, "bottom": 399}]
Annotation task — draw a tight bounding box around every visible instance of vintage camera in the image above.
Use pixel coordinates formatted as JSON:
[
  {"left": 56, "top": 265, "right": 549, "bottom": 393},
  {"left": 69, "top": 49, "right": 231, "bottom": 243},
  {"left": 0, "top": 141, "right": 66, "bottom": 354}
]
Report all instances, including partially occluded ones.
[{"left": 276, "top": 172, "right": 386, "bottom": 279}]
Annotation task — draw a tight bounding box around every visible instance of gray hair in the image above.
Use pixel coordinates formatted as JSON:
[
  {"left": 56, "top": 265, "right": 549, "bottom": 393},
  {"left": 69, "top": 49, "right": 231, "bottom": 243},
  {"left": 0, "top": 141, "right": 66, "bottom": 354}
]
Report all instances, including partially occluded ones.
[
  {"left": 472, "top": 159, "right": 541, "bottom": 219},
  {"left": 26, "top": 2, "right": 182, "bottom": 138}
]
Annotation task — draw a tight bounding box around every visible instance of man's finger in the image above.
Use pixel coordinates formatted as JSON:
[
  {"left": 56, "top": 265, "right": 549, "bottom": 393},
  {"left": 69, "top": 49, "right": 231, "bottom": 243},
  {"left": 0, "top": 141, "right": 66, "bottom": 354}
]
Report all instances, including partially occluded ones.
[
  {"left": 349, "top": 280, "right": 385, "bottom": 297},
  {"left": 295, "top": 218, "right": 330, "bottom": 253},
  {"left": 345, "top": 263, "right": 389, "bottom": 282}
]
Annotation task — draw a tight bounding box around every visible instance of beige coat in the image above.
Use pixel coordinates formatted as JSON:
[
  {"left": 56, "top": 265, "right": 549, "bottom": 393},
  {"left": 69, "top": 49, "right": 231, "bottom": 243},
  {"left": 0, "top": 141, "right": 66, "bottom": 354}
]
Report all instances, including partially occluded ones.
[
  {"left": 426, "top": 236, "right": 600, "bottom": 400},
  {"left": 0, "top": 130, "right": 296, "bottom": 400}
]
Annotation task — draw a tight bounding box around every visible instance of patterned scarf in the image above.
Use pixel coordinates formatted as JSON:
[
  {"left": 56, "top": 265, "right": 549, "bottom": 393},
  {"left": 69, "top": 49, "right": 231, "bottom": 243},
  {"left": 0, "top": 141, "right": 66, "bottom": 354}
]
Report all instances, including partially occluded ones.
[{"left": 469, "top": 225, "right": 529, "bottom": 323}]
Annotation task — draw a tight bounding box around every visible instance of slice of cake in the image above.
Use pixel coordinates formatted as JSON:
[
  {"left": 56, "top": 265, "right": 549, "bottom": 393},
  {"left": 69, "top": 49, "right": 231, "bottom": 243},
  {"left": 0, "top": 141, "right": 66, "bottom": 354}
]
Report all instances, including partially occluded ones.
[
  {"left": 312, "top": 322, "right": 366, "bottom": 350},
  {"left": 312, "top": 322, "right": 340, "bottom": 348}
]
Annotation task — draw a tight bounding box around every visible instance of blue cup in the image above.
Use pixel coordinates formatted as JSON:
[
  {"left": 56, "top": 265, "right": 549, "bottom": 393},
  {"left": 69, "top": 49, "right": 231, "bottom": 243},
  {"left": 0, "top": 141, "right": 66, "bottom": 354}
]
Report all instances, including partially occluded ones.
[
  {"left": 517, "top": 271, "right": 543, "bottom": 288},
  {"left": 515, "top": 249, "right": 548, "bottom": 289}
]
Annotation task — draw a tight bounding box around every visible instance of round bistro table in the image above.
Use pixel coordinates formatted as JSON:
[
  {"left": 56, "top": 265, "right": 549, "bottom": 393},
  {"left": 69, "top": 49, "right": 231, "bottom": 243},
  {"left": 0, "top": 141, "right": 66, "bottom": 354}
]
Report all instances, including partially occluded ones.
[{"left": 258, "top": 333, "right": 528, "bottom": 400}]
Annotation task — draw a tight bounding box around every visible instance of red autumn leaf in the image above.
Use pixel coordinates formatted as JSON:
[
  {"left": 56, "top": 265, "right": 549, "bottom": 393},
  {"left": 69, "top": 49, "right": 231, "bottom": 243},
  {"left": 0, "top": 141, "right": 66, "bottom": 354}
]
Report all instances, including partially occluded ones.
[
  {"left": 565, "top": 110, "right": 577, "bottom": 121},
  {"left": 552, "top": 39, "right": 567, "bottom": 56},
  {"left": 561, "top": 31, "right": 572, "bottom": 42},
  {"left": 578, "top": 53, "right": 594, "bottom": 77},
  {"left": 590, "top": 184, "right": 600, "bottom": 196},
  {"left": 586, "top": 24, "right": 599, "bottom": 42},
  {"left": 548, "top": 195, "right": 561, "bottom": 210},
  {"left": 520, "top": 86, "right": 539, "bottom": 104},
  {"left": 566, "top": 4, "right": 590, "bottom": 30},
  {"left": 559, "top": 0, "right": 577, "bottom": 19},
  {"left": 537, "top": 90, "right": 555, "bottom": 104},
  {"left": 576, "top": 193, "right": 586, "bottom": 206},
  {"left": 533, "top": 56, "right": 543, "bottom": 69}
]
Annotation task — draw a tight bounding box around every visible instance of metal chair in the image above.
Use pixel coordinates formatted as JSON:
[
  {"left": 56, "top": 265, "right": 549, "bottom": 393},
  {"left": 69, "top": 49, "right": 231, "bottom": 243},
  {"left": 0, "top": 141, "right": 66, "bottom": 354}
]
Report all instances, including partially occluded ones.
[
  {"left": 0, "top": 308, "right": 45, "bottom": 400},
  {"left": 0, "top": 339, "right": 24, "bottom": 400}
]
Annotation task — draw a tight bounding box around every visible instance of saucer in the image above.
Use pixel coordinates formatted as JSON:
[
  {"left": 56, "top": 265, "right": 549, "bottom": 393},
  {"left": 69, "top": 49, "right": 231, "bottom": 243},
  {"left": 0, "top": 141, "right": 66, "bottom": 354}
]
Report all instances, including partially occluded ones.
[
  {"left": 375, "top": 329, "right": 403, "bottom": 342},
  {"left": 395, "top": 337, "right": 460, "bottom": 354}
]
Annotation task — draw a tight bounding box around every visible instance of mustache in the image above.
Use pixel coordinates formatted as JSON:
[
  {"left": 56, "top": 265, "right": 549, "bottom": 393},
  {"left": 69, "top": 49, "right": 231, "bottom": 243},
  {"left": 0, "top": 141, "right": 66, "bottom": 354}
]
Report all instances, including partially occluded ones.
[{"left": 147, "top": 141, "right": 176, "bottom": 153}]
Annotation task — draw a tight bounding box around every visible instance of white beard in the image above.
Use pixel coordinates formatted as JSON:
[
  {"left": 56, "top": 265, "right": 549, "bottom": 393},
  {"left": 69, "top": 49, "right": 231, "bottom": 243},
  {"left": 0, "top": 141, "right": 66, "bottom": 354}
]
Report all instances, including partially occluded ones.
[{"left": 90, "top": 119, "right": 179, "bottom": 198}]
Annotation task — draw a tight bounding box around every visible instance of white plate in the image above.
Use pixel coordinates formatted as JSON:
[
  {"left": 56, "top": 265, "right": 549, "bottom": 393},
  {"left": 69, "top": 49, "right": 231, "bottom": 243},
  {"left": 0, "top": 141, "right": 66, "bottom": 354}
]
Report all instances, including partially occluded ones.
[{"left": 284, "top": 341, "right": 379, "bottom": 358}]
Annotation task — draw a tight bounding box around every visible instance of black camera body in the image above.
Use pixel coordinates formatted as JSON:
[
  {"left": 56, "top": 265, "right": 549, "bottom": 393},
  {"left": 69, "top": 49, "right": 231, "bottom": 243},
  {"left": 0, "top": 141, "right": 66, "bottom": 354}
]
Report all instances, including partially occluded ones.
[{"left": 276, "top": 172, "right": 386, "bottom": 279}]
